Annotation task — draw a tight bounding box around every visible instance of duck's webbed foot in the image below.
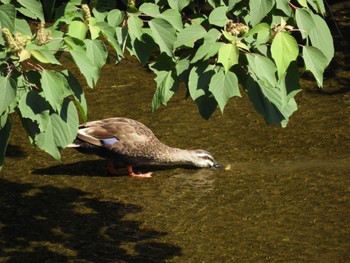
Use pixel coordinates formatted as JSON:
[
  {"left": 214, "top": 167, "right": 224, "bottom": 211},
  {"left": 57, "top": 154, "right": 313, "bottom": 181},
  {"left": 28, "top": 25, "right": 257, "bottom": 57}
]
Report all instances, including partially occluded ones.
[{"left": 128, "top": 166, "right": 152, "bottom": 178}]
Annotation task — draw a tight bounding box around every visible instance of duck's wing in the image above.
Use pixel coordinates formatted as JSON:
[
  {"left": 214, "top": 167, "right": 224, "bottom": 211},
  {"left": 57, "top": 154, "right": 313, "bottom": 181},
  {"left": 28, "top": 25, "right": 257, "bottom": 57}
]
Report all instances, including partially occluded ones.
[{"left": 76, "top": 118, "right": 154, "bottom": 156}]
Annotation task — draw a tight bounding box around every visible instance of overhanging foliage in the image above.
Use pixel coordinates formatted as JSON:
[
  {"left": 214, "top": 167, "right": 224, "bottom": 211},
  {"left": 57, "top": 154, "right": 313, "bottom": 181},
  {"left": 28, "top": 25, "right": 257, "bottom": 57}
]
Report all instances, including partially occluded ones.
[{"left": 0, "top": 0, "right": 334, "bottom": 170}]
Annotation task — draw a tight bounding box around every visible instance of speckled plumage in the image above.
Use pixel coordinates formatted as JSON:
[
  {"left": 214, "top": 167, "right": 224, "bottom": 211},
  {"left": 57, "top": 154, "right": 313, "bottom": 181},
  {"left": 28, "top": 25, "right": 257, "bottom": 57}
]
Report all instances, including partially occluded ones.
[{"left": 68, "top": 117, "right": 221, "bottom": 176}]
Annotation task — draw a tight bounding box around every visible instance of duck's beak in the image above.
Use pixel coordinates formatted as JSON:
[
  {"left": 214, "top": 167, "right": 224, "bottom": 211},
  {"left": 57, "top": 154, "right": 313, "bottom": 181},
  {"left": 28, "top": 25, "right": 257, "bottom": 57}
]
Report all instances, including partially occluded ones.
[{"left": 212, "top": 162, "right": 223, "bottom": 169}]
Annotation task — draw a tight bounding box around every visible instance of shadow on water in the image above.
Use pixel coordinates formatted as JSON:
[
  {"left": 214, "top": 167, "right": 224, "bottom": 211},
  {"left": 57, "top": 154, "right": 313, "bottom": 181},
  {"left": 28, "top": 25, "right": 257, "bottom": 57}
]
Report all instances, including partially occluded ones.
[
  {"left": 5, "top": 144, "right": 26, "bottom": 159},
  {"left": 32, "top": 160, "right": 200, "bottom": 177},
  {"left": 0, "top": 178, "right": 181, "bottom": 262}
]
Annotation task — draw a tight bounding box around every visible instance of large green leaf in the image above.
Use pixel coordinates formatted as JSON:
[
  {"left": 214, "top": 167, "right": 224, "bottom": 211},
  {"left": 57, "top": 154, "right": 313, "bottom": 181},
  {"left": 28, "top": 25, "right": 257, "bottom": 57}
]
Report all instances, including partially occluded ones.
[
  {"left": 209, "top": 6, "right": 228, "bottom": 27},
  {"left": 70, "top": 50, "right": 99, "bottom": 88},
  {"left": 149, "top": 54, "right": 179, "bottom": 110},
  {"left": 0, "top": 114, "right": 11, "bottom": 171},
  {"left": 149, "top": 18, "right": 176, "bottom": 56},
  {"left": 246, "top": 77, "right": 284, "bottom": 125},
  {"left": 18, "top": 90, "right": 50, "bottom": 132},
  {"left": 0, "top": 4, "right": 16, "bottom": 32},
  {"left": 0, "top": 76, "right": 16, "bottom": 116},
  {"left": 96, "top": 21, "right": 124, "bottom": 59},
  {"left": 84, "top": 39, "right": 108, "bottom": 70},
  {"left": 246, "top": 53, "right": 277, "bottom": 88},
  {"left": 67, "top": 20, "right": 88, "bottom": 40},
  {"left": 245, "top": 23, "right": 271, "bottom": 46},
  {"left": 303, "top": 46, "right": 328, "bottom": 87},
  {"left": 127, "top": 31, "right": 156, "bottom": 64},
  {"left": 191, "top": 42, "right": 223, "bottom": 64},
  {"left": 276, "top": 0, "right": 292, "bottom": 16},
  {"left": 188, "top": 63, "right": 217, "bottom": 119},
  {"left": 307, "top": 0, "right": 326, "bottom": 15},
  {"left": 107, "top": 9, "right": 124, "bottom": 27},
  {"left": 295, "top": 8, "right": 315, "bottom": 39},
  {"left": 35, "top": 99, "right": 79, "bottom": 160},
  {"left": 160, "top": 9, "right": 183, "bottom": 31},
  {"left": 62, "top": 70, "right": 88, "bottom": 123},
  {"left": 139, "top": 3, "right": 160, "bottom": 16},
  {"left": 249, "top": 0, "right": 275, "bottom": 25},
  {"left": 246, "top": 61, "right": 300, "bottom": 126},
  {"left": 26, "top": 44, "right": 61, "bottom": 65},
  {"left": 17, "top": 0, "right": 45, "bottom": 21},
  {"left": 128, "top": 15, "right": 144, "bottom": 40},
  {"left": 209, "top": 70, "right": 240, "bottom": 113},
  {"left": 174, "top": 24, "right": 207, "bottom": 48},
  {"left": 167, "top": 0, "right": 190, "bottom": 11},
  {"left": 309, "top": 13, "right": 334, "bottom": 65},
  {"left": 40, "top": 70, "right": 71, "bottom": 112},
  {"left": 271, "top": 32, "right": 298, "bottom": 79},
  {"left": 218, "top": 43, "right": 239, "bottom": 73},
  {"left": 15, "top": 18, "right": 33, "bottom": 36}
]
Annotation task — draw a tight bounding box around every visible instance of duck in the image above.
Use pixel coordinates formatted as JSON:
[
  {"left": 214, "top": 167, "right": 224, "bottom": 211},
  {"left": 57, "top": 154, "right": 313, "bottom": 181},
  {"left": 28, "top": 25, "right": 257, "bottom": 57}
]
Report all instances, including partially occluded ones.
[{"left": 67, "top": 117, "right": 221, "bottom": 178}]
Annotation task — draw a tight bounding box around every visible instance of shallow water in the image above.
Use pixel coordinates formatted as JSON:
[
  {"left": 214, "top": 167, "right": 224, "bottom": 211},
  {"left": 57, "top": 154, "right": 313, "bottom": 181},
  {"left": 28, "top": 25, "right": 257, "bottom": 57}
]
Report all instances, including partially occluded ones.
[{"left": 1, "top": 3, "right": 350, "bottom": 262}]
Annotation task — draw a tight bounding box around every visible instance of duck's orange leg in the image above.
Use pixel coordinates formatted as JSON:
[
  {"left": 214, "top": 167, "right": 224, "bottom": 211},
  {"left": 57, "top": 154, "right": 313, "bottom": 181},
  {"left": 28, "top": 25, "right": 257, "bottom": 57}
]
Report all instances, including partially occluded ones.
[{"left": 127, "top": 165, "right": 152, "bottom": 178}]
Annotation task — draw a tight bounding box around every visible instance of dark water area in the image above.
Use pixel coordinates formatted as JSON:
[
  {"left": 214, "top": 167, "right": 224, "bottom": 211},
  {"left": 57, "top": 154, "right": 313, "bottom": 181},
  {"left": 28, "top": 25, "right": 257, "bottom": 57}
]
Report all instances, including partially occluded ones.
[{"left": 1, "top": 2, "right": 350, "bottom": 262}]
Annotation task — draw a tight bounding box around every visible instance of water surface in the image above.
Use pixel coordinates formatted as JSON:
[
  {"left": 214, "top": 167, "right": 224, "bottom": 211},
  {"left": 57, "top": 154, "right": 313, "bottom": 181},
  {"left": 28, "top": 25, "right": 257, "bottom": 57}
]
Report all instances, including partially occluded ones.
[{"left": 1, "top": 2, "right": 350, "bottom": 261}]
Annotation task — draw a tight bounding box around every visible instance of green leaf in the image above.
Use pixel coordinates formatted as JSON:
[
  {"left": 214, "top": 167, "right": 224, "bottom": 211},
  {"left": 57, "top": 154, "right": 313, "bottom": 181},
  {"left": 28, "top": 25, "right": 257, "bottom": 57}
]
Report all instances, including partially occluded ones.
[
  {"left": 84, "top": 39, "right": 108, "bottom": 70},
  {"left": 188, "top": 63, "right": 217, "bottom": 119},
  {"left": 246, "top": 53, "right": 277, "bottom": 88},
  {"left": 246, "top": 78, "right": 284, "bottom": 125},
  {"left": 276, "top": 0, "right": 292, "bottom": 16},
  {"left": 149, "top": 18, "right": 176, "bottom": 56},
  {"left": 139, "top": 3, "right": 160, "bottom": 16},
  {"left": 167, "top": 0, "right": 190, "bottom": 11},
  {"left": 295, "top": 8, "right": 315, "bottom": 39},
  {"left": 0, "top": 76, "right": 16, "bottom": 116},
  {"left": 271, "top": 32, "right": 298, "bottom": 78},
  {"left": 107, "top": 9, "right": 124, "bottom": 27},
  {"left": 15, "top": 18, "right": 33, "bottom": 36},
  {"left": 41, "top": 70, "right": 71, "bottom": 111},
  {"left": 92, "top": 8, "right": 107, "bottom": 22},
  {"left": 18, "top": 90, "right": 50, "bottom": 132},
  {"left": 70, "top": 50, "right": 99, "bottom": 88},
  {"left": 303, "top": 46, "right": 328, "bottom": 87},
  {"left": 0, "top": 4, "right": 16, "bottom": 32},
  {"left": 176, "top": 57, "right": 190, "bottom": 82},
  {"left": 209, "top": 6, "right": 228, "bottom": 27},
  {"left": 128, "top": 15, "right": 144, "bottom": 40},
  {"left": 0, "top": 114, "right": 11, "bottom": 171},
  {"left": 160, "top": 9, "right": 183, "bottom": 31},
  {"left": 96, "top": 22, "right": 124, "bottom": 59},
  {"left": 51, "top": 99, "right": 79, "bottom": 148},
  {"left": 191, "top": 42, "right": 223, "bottom": 63},
  {"left": 245, "top": 23, "right": 270, "bottom": 45},
  {"left": 209, "top": 70, "right": 240, "bottom": 113},
  {"left": 61, "top": 70, "right": 88, "bottom": 123},
  {"left": 64, "top": 36, "right": 85, "bottom": 52},
  {"left": 217, "top": 43, "right": 239, "bottom": 73},
  {"left": 249, "top": 0, "right": 275, "bottom": 25},
  {"left": 35, "top": 99, "right": 79, "bottom": 160},
  {"left": 204, "top": 28, "right": 222, "bottom": 43},
  {"left": 17, "top": 0, "right": 45, "bottom": 21},
  {"left": 67, "top": 20, "right": 88, "bottom": 40},
  {"left": 88, "top": 18, "right": 101, "bottom": 40},
  {"left": 309, "top": 13, "right": 334, "bottom": 65},
  {"left": 149, "top": 54, "right": 179, "bottom": 111},
  {"left": 297, "top": 0, "right": 308, "bottom": 7},
  {"left": 307, "top": 0, "right": 326, "bottom": 14},
  {"left": 26, "top": 44, "right": 61, "bottom": 65},
  {"left": 174, "top": 24, "right": 207, "bottom": 48}
]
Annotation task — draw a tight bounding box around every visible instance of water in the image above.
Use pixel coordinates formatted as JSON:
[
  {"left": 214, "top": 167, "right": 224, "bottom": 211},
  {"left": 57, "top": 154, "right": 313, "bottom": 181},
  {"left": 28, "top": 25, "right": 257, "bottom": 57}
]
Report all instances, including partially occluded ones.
[{"left": 1, "top": 3, "right": 350, "bottom": 261}]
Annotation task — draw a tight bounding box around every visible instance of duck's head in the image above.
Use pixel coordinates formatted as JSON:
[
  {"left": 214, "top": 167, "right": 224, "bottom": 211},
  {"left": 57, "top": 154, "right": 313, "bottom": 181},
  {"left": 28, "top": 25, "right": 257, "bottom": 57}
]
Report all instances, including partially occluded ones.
[{"left": 189, "top": 150, "right": 222, "bottom": 169}]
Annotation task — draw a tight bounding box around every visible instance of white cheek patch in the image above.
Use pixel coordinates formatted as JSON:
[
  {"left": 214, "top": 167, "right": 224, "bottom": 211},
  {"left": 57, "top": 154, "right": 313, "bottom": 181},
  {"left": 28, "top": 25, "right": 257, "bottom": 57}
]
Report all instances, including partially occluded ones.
[{"left": 100, "top": 138, "right": 119, "bottom": 145}]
